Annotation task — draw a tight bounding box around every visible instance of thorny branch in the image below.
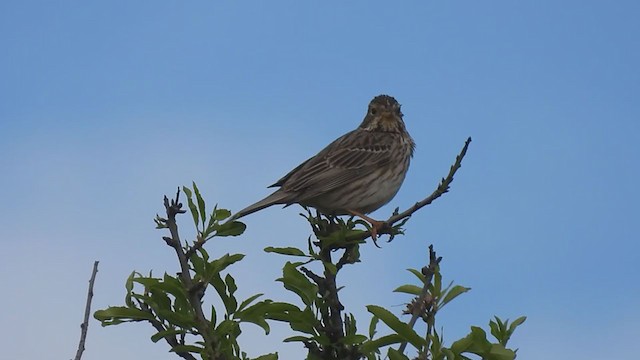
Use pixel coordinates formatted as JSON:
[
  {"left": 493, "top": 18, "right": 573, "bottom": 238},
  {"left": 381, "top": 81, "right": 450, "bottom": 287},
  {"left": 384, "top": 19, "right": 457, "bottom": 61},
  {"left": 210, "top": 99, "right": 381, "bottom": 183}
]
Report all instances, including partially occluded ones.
[{"left": 73, "top": 261, "right": 99, "bottom": 360}]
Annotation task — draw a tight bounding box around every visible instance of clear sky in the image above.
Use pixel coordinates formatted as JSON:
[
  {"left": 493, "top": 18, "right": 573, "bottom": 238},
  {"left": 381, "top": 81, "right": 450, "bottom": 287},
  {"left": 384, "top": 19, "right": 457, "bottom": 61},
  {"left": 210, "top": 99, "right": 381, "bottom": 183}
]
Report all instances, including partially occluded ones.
[{"left": 1, "top": 1, "right": 638, "bottom": 359}]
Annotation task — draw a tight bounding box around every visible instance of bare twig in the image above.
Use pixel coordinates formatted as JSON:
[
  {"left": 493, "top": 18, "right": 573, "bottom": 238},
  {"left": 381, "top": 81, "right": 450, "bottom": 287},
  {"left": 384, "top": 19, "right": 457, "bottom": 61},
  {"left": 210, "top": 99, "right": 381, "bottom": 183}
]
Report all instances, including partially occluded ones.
[
  {"left": 351, "top": 137, "right": 472, "bottom": 242},
  {"left": 73, "top": 261, "right": 99, "bottom": 360},
  {"left": 388, "top": 137, "right": 471, "bottom": 225},
  {"left": 398, "top": 245, "right": 442, "bottom": 354}
]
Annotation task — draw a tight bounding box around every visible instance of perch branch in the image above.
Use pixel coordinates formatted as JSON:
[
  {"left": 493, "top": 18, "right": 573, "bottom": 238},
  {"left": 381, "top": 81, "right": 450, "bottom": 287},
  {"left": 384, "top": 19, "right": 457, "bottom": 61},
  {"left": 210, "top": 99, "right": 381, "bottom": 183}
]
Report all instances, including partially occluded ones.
[
  {"left": 388, "top": 137, "right": 471, "bottom": 225},
  {"left": 352, "top": 137, "right": 471, "bottom": 242}
]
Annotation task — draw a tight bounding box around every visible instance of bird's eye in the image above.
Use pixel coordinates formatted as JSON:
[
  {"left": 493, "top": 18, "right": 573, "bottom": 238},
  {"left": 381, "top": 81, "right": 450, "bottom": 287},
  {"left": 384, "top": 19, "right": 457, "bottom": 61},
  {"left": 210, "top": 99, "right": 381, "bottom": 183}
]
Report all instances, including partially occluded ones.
[{"left": 370, "top": 108, "right": 378, "bottom": 115}]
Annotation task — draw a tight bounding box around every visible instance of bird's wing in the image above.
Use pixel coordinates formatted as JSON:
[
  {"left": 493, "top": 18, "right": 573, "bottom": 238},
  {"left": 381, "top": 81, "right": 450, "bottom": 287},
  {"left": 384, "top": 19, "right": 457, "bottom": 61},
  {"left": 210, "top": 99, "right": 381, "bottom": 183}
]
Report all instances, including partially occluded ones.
[
  {"left": 269, "top": 157, "right": 313, "bottom": 188},
  {"left": 274, "top": 129, "right": 397, "bottom": 201}
]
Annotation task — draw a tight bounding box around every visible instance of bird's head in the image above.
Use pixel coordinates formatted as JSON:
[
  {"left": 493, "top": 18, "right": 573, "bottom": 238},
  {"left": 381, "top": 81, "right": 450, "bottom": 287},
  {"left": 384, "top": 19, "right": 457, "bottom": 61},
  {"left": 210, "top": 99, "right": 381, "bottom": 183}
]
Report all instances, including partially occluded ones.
[{"left": 359, "top": 95, "right": 407, "bottom": 133}]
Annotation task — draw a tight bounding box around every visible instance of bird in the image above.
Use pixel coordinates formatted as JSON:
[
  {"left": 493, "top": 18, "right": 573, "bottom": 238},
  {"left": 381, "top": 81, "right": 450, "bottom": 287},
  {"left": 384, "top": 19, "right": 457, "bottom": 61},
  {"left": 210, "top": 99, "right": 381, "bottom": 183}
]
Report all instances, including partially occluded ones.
[{"left": 231, "top": 94, "right": 415, "bottom": 239}]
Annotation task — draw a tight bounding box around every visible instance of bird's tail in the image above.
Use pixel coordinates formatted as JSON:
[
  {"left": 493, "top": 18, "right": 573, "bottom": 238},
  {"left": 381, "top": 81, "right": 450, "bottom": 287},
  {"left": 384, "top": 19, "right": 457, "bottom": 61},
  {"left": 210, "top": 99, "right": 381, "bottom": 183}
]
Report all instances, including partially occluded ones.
[{"left": 229, "top": 190, "right": 290, "bottom": 221}]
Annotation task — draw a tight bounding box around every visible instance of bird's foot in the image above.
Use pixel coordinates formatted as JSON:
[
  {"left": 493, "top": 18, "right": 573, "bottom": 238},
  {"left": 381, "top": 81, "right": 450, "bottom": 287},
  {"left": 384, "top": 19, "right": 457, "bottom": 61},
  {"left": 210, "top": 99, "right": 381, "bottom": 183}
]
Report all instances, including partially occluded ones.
[{"left": 348, "top": 210, "right": 387, "bottom": 245}]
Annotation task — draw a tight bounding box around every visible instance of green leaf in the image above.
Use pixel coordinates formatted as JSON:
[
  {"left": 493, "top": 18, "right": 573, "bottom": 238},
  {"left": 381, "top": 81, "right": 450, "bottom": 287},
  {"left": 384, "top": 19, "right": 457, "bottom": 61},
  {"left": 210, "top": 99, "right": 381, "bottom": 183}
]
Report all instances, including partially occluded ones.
[
  {"left": 368, "top": 315, "right": 379, "bottom": 339},
  {"left": 307, "top": 237, "right": 317, "bottom": 257},
  {"left": 235, "top": 301, "right": 272, "bottom": 334},
  {"left": 192, "top": 182, "right": 206, "bottom": 228},
  {"left": 156, "top": 308, "right": 196, "bottom": 329},
  {"left": 210, "top": 273, "right": 236, "bottom": 315},
  {"left": 393, "top": 284, "right": 423, "bottom": 296},
  {"left": 340, "top": 334, "right": 368, "bottom": 345},
  {"left": 148, "top": 289, "right": 172, "bottom": 313},
  {"left": 344, "top": 313, "right": 357, "bottom": 336},
  {"left": 489, "top": 320, "right": 501, "bottom": 343},
  {"left": 429, "top": 330, "right": 446, "bottom": 359},
  {"left": 432, "top": 268, "right": 442, "bottom": 296},
  {"left": 124, "top": 271, "right": 136, "bottom": 307},
  {"left": 223, "top": 274, "right": 239, "bottom": 314},
  {"left": 440, "top": 285, "right": 471, "bottom": 308},
  {"left": 450, "top": 326, "right": 515, "bottom": 359},
  {"left": 387, "top": 348, "right": 410, "bottom": 360},
  {"left": 131, "top": 276, "right": 160, "bottom": 288},
  {"left": 491, "top": 316, "right": 526, "bottom": 346},
  {"left": 253, "top": 354, "right": 278, "bottom": 360},
  {"left": 182, "top": 186, "right": 199, "bottom": 228},
  {"left": 237, "top": 293, "right": 264, "bottom": 312},
  {"left": 359, "top": 334, "right": 404, "bottom": 353},
  {"left": 487, "top": 344, "right": 517, "bottom": 360},
  {"left": 205, "top": 204, "right": 218, "bottom": 235},
  {"left": 265, "top": 304, "right": 318, "bottom": 336},
  {"left": 283, "top": 335, "right": 312, "bottom": 343},
  {"left": 441, "top": 348, "right": 455, "bottom": 359},
  {"left": 226, "top": 273, "right": 238, "bottom": 296},
  {"left": 215, "top": 221, "right": 246, "bottom": 237},
  {"left": 216, "top": 319, "right": 241, "bottom": 338},
  {"left": 198, "top": 246, "right": 210, "bottom": 261},
  {"left": 264, "top": 246, "right": 307, "bottom": 257},
  {"left": 94, "top": 306, "right": 155, "bottom": 324},
  {"left": 210, "top": 273, "right": 229, "bottom": 303},
  {"left": 407, "top": 268, "right": 426, "bottom": 283},
  {"left": 277, "top": 262, "right": 318, "bottom": 306},
  {"left": 207, "top": 253, "right": 246, "bottom": 278},
  {"left": 214, "top": 208, "right": 232, "bottom": 221},
  {"left": 136, "top": 274, "right": 188, "bottom": 307},
  {"left": 190, "top": 251, "right": 206, "bottom": 276},
  {"left": 171, "top": 344, "right": 204, "bottom": 354},
  {"left": 154, "top": 214, "right": 168, "bottom": 229},
  {"left": 366, "top": 305, "right": 426, "bottom": 349},
  {"left": 311, "top": 334, "right": 332, "bottom": 346},
  {"left": 150, "top": 328, "right": 186, "bottom": 343},
  {"left": 508, "top": 316, "right": 527, "bottom": 334},
  {"left": 211, "top": 305, "right": 217, "bottom": 327},
  {"left": 323, "top": 261, "right": 337, "bottom": 275}
]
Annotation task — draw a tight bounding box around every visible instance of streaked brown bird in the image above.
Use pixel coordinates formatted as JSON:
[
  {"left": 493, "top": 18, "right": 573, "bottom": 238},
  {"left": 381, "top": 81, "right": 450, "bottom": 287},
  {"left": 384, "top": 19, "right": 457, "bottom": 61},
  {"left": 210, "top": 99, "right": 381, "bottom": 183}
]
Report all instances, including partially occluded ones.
[{"left": 232, "top": 94, "right": 415, "bottom": 239}]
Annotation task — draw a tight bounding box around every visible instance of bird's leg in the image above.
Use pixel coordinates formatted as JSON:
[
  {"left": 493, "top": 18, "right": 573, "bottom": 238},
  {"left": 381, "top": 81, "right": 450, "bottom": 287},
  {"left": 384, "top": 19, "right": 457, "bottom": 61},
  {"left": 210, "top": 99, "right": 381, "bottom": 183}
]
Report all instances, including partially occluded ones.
[{"left": 348, "top": 210, "right": 385, "bottom": 241}]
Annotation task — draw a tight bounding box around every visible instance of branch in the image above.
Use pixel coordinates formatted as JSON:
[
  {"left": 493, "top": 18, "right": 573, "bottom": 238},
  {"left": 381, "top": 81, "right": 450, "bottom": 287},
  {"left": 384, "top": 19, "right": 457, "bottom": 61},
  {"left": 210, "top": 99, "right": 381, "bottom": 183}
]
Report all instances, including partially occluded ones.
[
  {"left": 301, "top": 249, "right": 361, "bottom": 359},
  {"left": 184, "top": 234, "right": 206, "bottom": 259},
  {"left": 138, "top": 300, "right": 197, "bottom": 360},
  {"left": 352, "top": 137, "right": 472, "bottom": 242},
  {"left": 73, "top": 261, "right": 99, "bottom": 360},
  {"left": 398, "top": 245, "right": 441, "bottom": 354},
  {"left": 388, "top": 137, "right": 471, "bottom": 225},
  {"left": 163, "top": 189, "right": 218, "bottom": 360}
]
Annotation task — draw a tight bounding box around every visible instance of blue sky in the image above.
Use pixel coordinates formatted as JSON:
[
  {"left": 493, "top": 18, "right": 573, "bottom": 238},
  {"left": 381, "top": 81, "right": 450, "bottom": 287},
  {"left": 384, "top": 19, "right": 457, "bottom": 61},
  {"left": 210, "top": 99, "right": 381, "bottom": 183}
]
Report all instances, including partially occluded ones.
[{"left": 1, "top": 1, "right": 639, "bottom": 359}]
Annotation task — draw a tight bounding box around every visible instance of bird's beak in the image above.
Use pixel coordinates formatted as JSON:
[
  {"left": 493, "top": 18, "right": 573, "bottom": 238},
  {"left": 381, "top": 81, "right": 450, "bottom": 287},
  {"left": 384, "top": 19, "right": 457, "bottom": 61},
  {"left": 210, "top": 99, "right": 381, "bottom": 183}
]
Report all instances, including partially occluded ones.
[{"left": 380, "top": 111, "right": 399, "bottom": 123}]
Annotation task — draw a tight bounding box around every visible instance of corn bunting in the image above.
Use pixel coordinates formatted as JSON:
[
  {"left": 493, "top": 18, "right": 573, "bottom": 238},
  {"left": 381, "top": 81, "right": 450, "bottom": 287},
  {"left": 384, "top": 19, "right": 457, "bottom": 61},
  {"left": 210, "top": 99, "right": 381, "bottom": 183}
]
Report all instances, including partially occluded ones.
[{"left": 232, "top": 94, "right": 415, "bottom": 239}]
